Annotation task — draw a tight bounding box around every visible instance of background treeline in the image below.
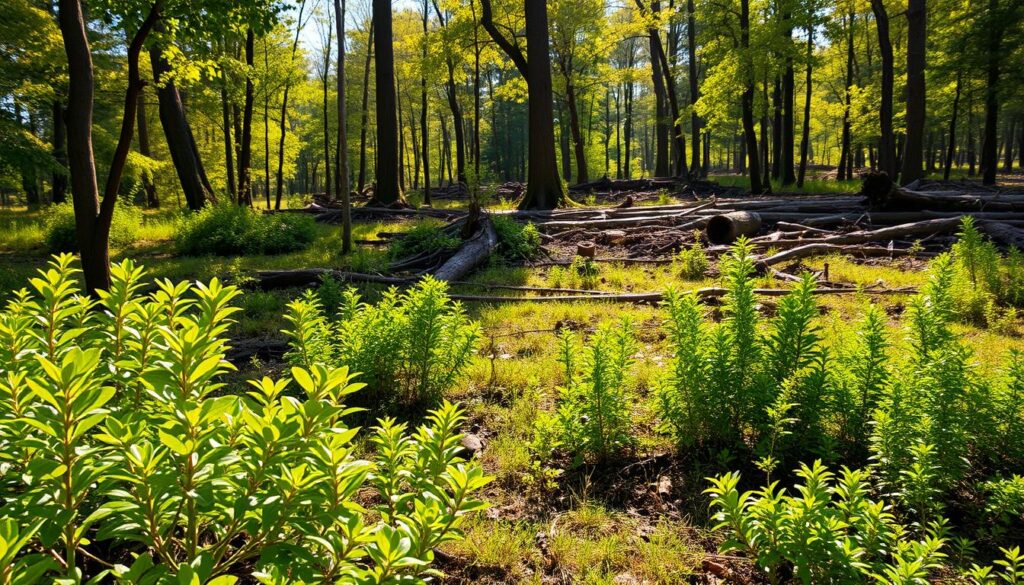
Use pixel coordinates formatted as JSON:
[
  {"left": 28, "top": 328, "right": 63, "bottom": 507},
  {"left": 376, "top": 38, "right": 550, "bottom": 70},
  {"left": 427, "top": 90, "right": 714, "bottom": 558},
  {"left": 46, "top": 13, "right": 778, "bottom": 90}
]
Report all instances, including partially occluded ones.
[{"left": 2, "top": 0, "right": 1024, "bottom": 210}]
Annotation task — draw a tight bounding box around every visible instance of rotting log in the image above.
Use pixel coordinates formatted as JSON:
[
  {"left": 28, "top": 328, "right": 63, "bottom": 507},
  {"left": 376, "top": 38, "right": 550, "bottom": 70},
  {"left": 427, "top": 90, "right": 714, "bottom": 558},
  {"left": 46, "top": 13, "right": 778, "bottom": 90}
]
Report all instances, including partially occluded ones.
[
  {"left": 980, "top": 221, "right": 1024, "bottom": 249},
  {"left": 755, "top": 243, "right": 922, "bottom": 271},
  {"left": 706, "top": 211, "right": 763, "bottom": 244},
  {"left": 432, "top": 217, "right": 499, "bottom": 282}
]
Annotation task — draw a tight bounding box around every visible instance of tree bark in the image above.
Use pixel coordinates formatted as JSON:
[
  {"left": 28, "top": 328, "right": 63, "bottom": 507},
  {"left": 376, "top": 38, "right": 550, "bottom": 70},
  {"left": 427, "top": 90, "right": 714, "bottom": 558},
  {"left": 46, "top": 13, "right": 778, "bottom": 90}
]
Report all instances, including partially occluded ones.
[
  {"left": 239, "top": 28, "right": 255, "bottom": 205},
  {"left": 686, "top": 0, "right": 701, "bottom": 175},
  {"left": 740, "top": 0, "right": 762, "bottom": 193},
  {"left": 371, "top": 0, "right": 403, "bottom": 204},
  {"left": 220, "top": 65, "right": 237, "bottom": 201},
  {"left": 59, "top": 0, "right": 158, "bottom": 294},
  {"left": 274, "top": 0, "right": 307, "bottom": 209},
  {"left": 837, "top": 12, "right": 854, "bottom": 181},
  {"left": 480, "top": 0, "right": 567, "bottom": 209},
  {"left": 781, "top": 29, "right": 796, "bottom": 186},
  {"left": 980, "top": 0, "right": 1003, "bottom": 186},
  {"left": 870, "top": 0, "right": 896, "bottom": 179},
  {"left": 797, "top": 27, "right": 814, "bottom": 187},
  {"left": 357, "top": 19, "right": 374, "bottom": 192},
  {"left": 150, "top": 27, "right": 213, "bottom": 210},
  {"left": 336, "top": 0, "right": 352, "bottom": 252},
  {"left": 420, "top": 0, "right": 431, "bottom": 205},
  {"left": 900, "top": 0, "right": 925, "bottom": 185}
]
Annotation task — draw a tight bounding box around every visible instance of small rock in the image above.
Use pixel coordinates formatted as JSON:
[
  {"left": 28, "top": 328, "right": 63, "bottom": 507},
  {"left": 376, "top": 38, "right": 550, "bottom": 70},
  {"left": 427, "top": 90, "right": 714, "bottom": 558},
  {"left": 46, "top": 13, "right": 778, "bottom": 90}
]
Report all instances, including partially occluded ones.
[
  {"left": 461, "top": 433, "right": 485, "bottom": 454},
  {"left": 657, "top": 475, "right": 673, "bottom": 497},
  {"left": 613, "top": 573, "right": 639, "bottom": 585}
]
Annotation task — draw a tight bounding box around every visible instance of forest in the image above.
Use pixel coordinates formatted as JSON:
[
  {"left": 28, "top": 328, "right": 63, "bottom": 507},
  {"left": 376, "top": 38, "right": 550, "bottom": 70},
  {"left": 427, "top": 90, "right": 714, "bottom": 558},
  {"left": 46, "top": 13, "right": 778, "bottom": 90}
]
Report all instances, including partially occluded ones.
[{"left": 2, "top": 0, "right": 1024, "bottom": 582}]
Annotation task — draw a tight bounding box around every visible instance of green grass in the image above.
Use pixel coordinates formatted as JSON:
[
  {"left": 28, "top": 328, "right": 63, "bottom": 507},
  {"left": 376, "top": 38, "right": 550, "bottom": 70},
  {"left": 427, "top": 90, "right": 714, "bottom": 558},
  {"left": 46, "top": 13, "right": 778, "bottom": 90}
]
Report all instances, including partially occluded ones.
[{"left": 710, "top": 174, "right": 863, "bottom": 194}]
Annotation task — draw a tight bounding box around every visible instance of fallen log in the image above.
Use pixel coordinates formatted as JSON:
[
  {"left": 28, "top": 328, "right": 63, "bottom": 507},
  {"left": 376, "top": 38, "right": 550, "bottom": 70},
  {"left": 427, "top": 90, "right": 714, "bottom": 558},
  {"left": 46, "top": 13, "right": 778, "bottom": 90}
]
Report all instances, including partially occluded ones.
[
  {"left": 756, "top": 243, "right": 923, "bottom": 271},
  {"left": 706, "top": 211, "right": 763, "bottom": 244},
  {"left": 432, "top": 217, "right": 499, "bottom": 282},
  {"left": 980, "top": 221, "right": 1024, "bottom": 249},
  {"left": 446, "top": 286, "right": 916, "bottom": 304}
]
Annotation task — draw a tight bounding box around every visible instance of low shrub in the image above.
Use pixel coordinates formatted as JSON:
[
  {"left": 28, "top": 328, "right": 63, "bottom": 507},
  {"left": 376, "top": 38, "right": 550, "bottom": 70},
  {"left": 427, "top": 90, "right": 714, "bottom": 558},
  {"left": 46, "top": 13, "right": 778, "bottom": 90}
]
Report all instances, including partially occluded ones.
[
  {"left": 534, "top": 320, "right": 636, "bottom": 465},
  {"left": 44, "top": 200, "right": 142, "bottom": 252},
  {"left": 174, "top": 204, "right": 316, "bottom": 256},
  {"left": 707, "top": 461, "right": 949, "bottom": 584},
  {"left": 672, "top": 236, "right": 709, "bottom": 279},
  {"left": 388, "top": 220, "right": 460, "bottom": 260},
  {"left": 285, "top": 276, "right": 480, "bottom": 409},
  {"left": 493, "top": 216, "right": 542, "bottom": 262},
  {"left": 0, "top": 255, "right": 490, "bottom": 583}
]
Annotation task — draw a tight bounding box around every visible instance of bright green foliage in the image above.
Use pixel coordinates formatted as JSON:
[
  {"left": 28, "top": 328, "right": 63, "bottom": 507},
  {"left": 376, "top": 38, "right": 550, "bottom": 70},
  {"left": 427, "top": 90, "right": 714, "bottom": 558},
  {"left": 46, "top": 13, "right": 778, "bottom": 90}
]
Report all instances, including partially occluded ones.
[
  {"left": 981, "top": 475, "right": 1024, "bottom": 534},
  {"left": 656, "top": 289, "right": 711, "bottom": 447},
  {"left": 672, "top": 238, "right": 710, "bottom": 280},
  {"left": 966, "top": 547, "right": 1024, "bottom": 584},
  {"left": 707, "top": 461, "right": 948, "bottom": 585},
  {"left": 0, "top": 255, "right": 490, "bottom": 583},
  {"left": 44, "top": 200, "right": 142, "bottom": 252},
  {"left": 174, "top": 204, "right": 317, "bottom": 256},
  {"left": 492, "top": 216, "right": 542, "bottom": 262},
  {"left": 547, "top": 256, "right": 601, "bottom": 290},
  {"left": 285, "top": 277, "right": 480, "bottom": 408},
  {"left": 949, "top": 217, "right": 1024, "bottom": 328},
  {"left": 388, "top": 221, "right": 461, "bottom": 260},
  {"left": 536, "top": 320, "right": 636, "bottom": 464}
]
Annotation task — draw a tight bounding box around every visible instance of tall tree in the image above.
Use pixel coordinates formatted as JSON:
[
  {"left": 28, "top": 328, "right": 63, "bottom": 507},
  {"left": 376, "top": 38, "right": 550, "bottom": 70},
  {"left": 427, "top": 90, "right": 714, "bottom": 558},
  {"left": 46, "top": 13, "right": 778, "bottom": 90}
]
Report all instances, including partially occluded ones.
[
  {"left": 900, "top": 0, "right": 925, "bottom": 185},
  {"left": 371, "top": 0, "right": 403, "bottom": 204},
  {"left": 686, "top": 0, "right": 701, "bottom": 175},
  {"left": 56, "top": 0, "right": 159, "bottom": 294},
  {"left": 481, "top": 0, "right": 568, "bottom": 209},
  {"left": 740, "top": 0, "right": 764, "bottom": 193},
  {"left": 420, "top": 0, "right": 431, "bottom": 205},
  {"left": 238, "top": 28, "right": 256, "bottom": 204},
  {"left": 335, "top": 0, "right": 352, "bottom": 252},
  {"left": 870, "top": 0, "right": 896, "bottom": 178},
  {"left": 274, "top": 0, "right": 307, "bottom": 209}
]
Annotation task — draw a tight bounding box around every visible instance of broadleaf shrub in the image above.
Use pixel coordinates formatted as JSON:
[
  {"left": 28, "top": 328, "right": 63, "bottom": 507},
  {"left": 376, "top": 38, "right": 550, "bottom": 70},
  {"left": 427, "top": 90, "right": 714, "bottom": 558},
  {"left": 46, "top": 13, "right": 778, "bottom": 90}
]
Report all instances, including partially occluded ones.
[
  {"left": 388, "top": 220, "right": 460, "bottom": 260},
  {"left": 174, "top": 204, "right": 316, "bottom": 256},
  {"left": 44, "top": 200, "right": 142, "bottom": 252},
  {"left": 0, "top": 255, "right": 491, "bottom": 583},
  {"left": 285, "top": 276, "right": 480, "bottom": 409},
  {"left": 492, "top": 216, "right": 542, "bottom": 262}
]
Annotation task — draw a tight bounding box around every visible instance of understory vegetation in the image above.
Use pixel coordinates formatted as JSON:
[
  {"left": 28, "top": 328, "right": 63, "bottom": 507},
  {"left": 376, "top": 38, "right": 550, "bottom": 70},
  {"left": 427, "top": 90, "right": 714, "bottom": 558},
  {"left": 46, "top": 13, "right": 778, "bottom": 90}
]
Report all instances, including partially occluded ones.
[
  {"left": 0, "top": 256, "right": 490, "bottom": 583},
  {"left": 174, "top": 204, "right": 317, "bottom": 256}
]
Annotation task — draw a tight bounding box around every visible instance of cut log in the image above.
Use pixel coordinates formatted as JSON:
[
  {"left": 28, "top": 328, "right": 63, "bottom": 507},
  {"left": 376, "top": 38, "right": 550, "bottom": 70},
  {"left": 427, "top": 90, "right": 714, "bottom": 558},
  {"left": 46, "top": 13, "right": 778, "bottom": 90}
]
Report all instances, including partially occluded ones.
[
  {"left": 432, "top": 217, "right": 499, "bottom": 282},
  {"left": 706, "top": 211, "right": 763, "bottom": 244},
  {"left": 577, "top": 241, "right": 597, "bottom": 257}
]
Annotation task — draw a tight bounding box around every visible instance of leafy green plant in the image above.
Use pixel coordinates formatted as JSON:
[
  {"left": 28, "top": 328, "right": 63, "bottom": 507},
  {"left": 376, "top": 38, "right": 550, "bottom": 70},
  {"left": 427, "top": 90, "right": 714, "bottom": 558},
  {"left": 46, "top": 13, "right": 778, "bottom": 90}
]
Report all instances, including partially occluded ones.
[
  {"left": 44, "top": 199, "right": 142, "bottom": 252},
  {"left": 493, "top": 216, "right": 542, "bottom": 262},
  {"left": 388, "top": 220, "right": 460, "bottom": 260},
  {"left": 174, "top": 203, "right": 316, "bottom": 256},
  {"left": 0, "top": 255, "right": 491, "bottom": 583},
  {"left": 536, "top": 320, "right": 636, "bottom": 464},
  {"left": 285, "top": 277, "right": 480, "bottom": 409},
  {"left": 672, "top": 236, "right": 709, "bottom": 279},
  {"left": 707, "top": 461, "right": 948, "bottom": 585}
]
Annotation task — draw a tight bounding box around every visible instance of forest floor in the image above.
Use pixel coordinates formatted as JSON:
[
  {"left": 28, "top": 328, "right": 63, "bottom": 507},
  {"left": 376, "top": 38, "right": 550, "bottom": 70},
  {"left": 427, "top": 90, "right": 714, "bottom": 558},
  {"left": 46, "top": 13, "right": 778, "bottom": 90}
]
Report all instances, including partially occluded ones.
[{"left": 2, "top": 176, "right": 1023, "bottom": 583}]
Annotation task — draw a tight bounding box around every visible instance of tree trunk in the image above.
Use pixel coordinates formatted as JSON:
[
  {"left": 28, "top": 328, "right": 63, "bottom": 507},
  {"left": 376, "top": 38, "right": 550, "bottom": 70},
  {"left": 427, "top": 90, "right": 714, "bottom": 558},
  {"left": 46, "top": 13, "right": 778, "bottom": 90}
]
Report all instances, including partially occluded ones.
[
  {"left": 740, "top": 0, "right": 762, "bottom": 193},
  {"left": 220, "top": 69, "right": 237, "bottom": 201},
  {"left": 334, "top": 0, "right": 351, "bottom": 251},
  {"left": 686, "top": 0, "right": 701, "bottom": 175},
  {"left": 649, "top": 28, "right": 670, "bottom": 177},
  {"left": 900, "top": 0, "right": 925, "bottom": 185},
  {"left": 357, "top": 19, "right": 374, "bottom": 192},
  {"left": 150, "top": 29, "right": 212, "bottom": 210},
  {"left": 421, "top": 0, "right": 431, "bottom": 205},
  {"left": 1002, "top": 116, "right": 1015, "bottom": 172},
  {"left": 943, "top": 74, "right": 960, "bottom": 181},
  {"left": 640, "top": 0, "right": 688, "bottom": 180},
  {"left": 59, "top": 0, "right": 158, "bottom": 295},
  {"left": 837, "top": 12, "right": 854, "bottom": 181},
  {"left": 481, "top": 0, "right": 567, "bottom": 209},
  {"left": 797, "top": 28, "right": 814, "bottom": 188},
  {"left": 322, "top": 16, "right": 334, "bottom": 201},
  {"left": 239, "top": 28, "right": 255, "bottom": 205},
  {"left": 372, "top": 0, "right": 403, "bottom": 204},
  {"left": 274, "top": 0, "right": 307, "bottom": 209},
  {"left": 137, "top": 89, "right": 159, "bottom": 207},
  {"left": 870, "top": 0, "right": 896, "bottom": 179}
]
